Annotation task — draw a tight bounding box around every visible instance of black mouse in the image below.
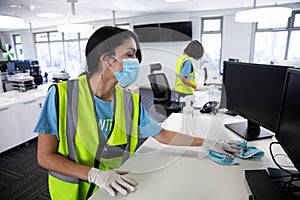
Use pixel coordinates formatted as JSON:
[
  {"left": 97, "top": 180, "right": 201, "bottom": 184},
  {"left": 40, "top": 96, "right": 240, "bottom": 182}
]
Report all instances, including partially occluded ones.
[{"left": 200, "top": 101, "right": 219, "bottom": 113}]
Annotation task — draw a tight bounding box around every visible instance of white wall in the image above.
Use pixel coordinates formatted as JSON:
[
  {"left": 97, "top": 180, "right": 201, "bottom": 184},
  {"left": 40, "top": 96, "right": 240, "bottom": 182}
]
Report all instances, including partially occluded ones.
[
  {"left": 21, "top": 30, "right": 37, "bottom": 59},
  {"left": 222, "top": 14, "right": 253, "bottom": 63}
]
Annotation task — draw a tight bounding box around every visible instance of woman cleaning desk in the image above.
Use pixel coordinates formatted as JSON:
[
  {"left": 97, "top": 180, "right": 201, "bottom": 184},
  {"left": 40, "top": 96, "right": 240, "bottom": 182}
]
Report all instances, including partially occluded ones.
[{"left": 35, "top": 26, "right": 240, "bottom": 199}]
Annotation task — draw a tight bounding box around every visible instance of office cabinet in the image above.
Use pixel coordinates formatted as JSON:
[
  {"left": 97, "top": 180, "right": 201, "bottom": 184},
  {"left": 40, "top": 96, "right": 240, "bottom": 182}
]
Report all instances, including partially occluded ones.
[
  {"left": 0, "top": 103, "right": 23, "bottom": 153},
  {"left": 0, "top": 88, "right": 46, "bottom": 153},
  {"left": 16, "top": 96, "right": 45, "bottom": 143}
]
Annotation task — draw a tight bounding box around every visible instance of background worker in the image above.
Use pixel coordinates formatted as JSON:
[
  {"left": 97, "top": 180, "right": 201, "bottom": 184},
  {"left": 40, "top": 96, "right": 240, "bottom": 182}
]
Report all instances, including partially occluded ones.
[
  {"left": 175, "top": 40, "right": 204, "bottom": 100},
  {"left": 35, "top": 26, "right": 240, "bottom": 199}
]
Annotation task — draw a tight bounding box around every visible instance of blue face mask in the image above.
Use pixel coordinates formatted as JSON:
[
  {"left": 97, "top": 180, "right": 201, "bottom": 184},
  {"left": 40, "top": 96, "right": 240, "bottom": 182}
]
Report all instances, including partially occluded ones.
[{"left": 112, "top": 58, "right": 140, "bottom": 87}]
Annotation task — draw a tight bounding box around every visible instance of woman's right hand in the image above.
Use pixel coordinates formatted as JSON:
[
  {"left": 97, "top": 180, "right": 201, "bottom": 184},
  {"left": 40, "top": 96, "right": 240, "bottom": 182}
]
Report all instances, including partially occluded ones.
[{"left": 88, "top": 167, "right": 137, "bottom": 197}]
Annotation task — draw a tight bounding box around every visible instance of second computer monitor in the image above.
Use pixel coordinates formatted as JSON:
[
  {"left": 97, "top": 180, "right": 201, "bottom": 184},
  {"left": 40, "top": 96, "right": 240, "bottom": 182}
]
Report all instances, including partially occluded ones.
[
  {"left": 222, "top": 61, "right": 290, "bottom": 141},
  {"left": 276, "top": 68, "right": 300, "bottom": 173}
]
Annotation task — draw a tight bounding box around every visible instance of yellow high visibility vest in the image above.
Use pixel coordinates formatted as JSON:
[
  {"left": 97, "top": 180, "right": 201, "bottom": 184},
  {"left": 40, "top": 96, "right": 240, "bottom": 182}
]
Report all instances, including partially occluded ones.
[
  {"left": 175, "top": 54, "right": 196, "bottom": 94},
  {"left": 48, "top": 75, "right": 142, "bottom": 200}
]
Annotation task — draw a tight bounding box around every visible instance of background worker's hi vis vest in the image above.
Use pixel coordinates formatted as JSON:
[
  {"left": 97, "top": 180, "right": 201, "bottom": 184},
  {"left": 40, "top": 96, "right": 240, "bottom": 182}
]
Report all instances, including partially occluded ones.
[
  {"left": 48, "top": 75, "right": 144, "bottom": 200},
  {"left": 175, "top": 54, "right": 196, "bottom": 95}
]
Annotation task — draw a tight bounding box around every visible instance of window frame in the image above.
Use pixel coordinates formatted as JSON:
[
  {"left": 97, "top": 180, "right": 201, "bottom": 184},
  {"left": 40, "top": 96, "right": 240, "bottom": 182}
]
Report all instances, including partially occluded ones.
[
  {"left": 201, "top": 16, "right": 223, "bottom": 71},
  {"left": 34, "top": 31, "right": 88, "bottom": 76},
  {"left": 253, "top": 10, "right": 300, "bottom": 62},
  {"left": 12, "top": 34, "right": 23, "bottom": 60}
]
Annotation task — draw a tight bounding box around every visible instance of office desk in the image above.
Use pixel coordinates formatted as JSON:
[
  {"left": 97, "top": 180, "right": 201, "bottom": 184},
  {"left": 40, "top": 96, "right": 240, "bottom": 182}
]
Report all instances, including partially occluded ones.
[{"left": 89, "top": 113, "right": 288, "bottom": 200}]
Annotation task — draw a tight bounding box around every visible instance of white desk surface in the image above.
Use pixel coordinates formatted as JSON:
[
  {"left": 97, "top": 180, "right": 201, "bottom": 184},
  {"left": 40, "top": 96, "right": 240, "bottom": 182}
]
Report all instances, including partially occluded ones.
[{"left": 89, "top": 112, "right": 290, "bottom": 200}]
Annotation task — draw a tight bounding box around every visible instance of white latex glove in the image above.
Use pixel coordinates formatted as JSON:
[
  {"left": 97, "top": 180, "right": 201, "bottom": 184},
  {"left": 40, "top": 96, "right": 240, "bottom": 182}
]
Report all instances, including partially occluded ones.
[
  {"left": 196, "top": 85, "right": 215, "bottom": 91},
  {"left": 88, "top": 167, "right": 136, "bottom": 197},
  {"left": 199, "top": 139, "right": 242, "bottom": 159},
  {"left": 195, "top": 85, "right": 208, "bottom": 91}
]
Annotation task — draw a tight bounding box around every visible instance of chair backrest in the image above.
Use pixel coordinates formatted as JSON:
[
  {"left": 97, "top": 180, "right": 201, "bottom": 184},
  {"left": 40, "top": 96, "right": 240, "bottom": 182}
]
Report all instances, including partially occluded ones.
[
  {"left": 147, "top": 73, "right": 171, "bottom": 102},
  {"left": 150, "top": 63, "right": 162, "bottom": 74}
]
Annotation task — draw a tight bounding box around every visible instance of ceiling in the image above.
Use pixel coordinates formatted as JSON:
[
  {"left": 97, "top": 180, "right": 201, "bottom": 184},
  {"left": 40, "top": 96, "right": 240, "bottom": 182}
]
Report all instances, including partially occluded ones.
[{"left": 0, "top": 0, "right": 300, "bottom": 32}]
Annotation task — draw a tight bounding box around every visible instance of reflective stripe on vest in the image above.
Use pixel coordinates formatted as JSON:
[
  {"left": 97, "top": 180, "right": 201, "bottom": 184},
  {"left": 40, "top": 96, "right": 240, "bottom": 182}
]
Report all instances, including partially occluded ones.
[
  {"left": 175, "top": 54, "right": 196, "bottom": 94},
  {"left": 49, "top": 80, "right": 80, "bottom": 184},
  {"left": 48, "top": 75, "right": 142, "bottom": 200}
]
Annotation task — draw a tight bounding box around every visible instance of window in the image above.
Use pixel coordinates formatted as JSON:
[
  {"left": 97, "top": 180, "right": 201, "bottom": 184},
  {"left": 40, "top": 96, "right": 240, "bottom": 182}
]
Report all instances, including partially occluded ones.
[
  {"left": 253, "top": 11, "right": 300, "bottom": 64},
  {"left": 294, "top": 13, "right": 300, "bottom": 27},
  {"left": 35, "top": 31, "right": 88, "bottom": 77},
  {"left": 13, "top": 35, "right": 24, "bottom": 60},
  {"left": 288, "top": 30, "right": 300, "bottom": 60},
  {"left": 201, "top": 17, "right": 223, "bottom": 71},
  {"left": 253, "top": 31, "right": 288, "bottom": 64},
  {"left": 287, "top": 12, "right": 300, "bottom": 61},
  {"left": 36, "top": 42, "right": 51, "bottom": 72}
]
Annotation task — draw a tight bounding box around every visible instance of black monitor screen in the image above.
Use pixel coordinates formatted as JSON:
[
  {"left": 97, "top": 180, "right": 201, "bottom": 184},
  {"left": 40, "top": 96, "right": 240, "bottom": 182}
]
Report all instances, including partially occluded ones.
[
  {"left": 0, "top": 61, "right": 7, "bottom": 72},
  {"left": 160, "top": 21, "right": 192, "bottom": 41},
  {"left": 15, "top": 61, "right": 30, "bottom": 71},
  {"left": 276, "top": 68, "right": 300, "bottom": 173},
  {"left": 222, "top": 61, "right": 289, "bottom": 141},
  {"left": 133, "top": 21, "right": 192, "bottom": 42}
]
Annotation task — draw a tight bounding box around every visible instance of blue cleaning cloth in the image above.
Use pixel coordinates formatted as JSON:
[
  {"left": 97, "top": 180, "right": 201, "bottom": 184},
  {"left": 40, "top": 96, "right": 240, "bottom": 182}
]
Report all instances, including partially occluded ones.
[
  {"left": 233, "top": 140, "right": 264, "bottom": 159},
  {"left": 206, "top": 140, "right": 264, "bottom": 165},
  {"left": 207, "top": 150, "right": 239, "bottom": 165}
]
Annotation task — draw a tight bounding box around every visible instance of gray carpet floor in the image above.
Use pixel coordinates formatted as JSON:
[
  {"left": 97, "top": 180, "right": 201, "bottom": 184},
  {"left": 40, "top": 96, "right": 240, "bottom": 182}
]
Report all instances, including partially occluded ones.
[{"left": 0, "top": 139, "right": 50, "bottom": 200}]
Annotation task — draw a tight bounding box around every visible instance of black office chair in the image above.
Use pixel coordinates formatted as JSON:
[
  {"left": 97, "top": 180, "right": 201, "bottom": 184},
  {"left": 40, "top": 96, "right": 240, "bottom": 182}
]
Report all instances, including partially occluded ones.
[{"left": 148, "top": 72, "right": 183, "bottom": 117}]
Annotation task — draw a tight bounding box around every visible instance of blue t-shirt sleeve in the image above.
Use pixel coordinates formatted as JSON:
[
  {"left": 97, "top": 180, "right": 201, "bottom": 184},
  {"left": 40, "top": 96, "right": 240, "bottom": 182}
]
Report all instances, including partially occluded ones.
[
  {"left": 139, "top": 105, "right": 162, "bottom": 138},
  {"left": 181, "top": 60, "right": 193, "bottom": 77},
  {"left": 33, "top": 86, "right": 59, "bottom": 140}
]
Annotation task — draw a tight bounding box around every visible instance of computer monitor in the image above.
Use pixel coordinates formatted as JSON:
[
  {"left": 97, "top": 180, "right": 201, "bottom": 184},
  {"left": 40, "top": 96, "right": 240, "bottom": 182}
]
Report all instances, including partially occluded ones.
[
  {"left": 221, "top": 61, "right": 290, "bottom": 141},
  {"left": 6, "top": 62, "right": 16, "bottom": 73},
  {"left": 0, "top": 61, "right": 7, "bottom": 72},
  {"left": 15, "top": 61, "right": 30, "bottom": 72},
  {"left": 275, "top": 68, "right": 300, "bottom": 173}
]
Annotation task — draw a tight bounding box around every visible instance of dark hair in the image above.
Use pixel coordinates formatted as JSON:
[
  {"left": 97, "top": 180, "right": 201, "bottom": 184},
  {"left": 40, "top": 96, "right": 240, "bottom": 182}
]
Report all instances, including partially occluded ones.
[
  {"left": 183, "top": 40, "right": 204, "bottom": 60},
  {"left": 85, "top": 26, "right": 142, "bottom": 73}
]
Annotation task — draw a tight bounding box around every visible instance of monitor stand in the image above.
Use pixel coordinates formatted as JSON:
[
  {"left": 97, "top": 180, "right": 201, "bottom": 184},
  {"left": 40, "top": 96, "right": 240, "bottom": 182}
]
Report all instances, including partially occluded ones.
[{"left": 225, "top": 120, "right": 274, "bottom": 141}]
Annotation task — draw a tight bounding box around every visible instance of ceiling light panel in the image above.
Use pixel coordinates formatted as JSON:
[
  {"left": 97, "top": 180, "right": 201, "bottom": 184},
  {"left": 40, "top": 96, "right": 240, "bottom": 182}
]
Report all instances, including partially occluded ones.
[
  {"left": 235, "top": 6, "right": 292, "bottom": 23},
  {"left": 37, "top": 12, "right": 63, "bottom": 18},
  {"left": 164, "top": 0, "right": 189, "bottom": 2},
  {"left": 0, "top": 15, "right": 25, "bottom": 28}
]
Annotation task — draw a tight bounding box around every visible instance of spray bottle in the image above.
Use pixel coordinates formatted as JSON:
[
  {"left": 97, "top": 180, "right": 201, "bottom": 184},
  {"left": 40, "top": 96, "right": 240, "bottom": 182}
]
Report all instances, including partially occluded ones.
[{"left": 181, "top": 95, "right": 194, "bottom": 135}]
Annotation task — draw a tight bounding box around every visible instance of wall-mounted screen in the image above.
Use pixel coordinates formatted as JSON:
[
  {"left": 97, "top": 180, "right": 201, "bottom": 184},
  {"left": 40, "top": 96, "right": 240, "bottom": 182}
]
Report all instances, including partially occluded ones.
[
  {"left": 160, "top": 21, "right": 192, "bottom": 41},
  {"left": 133, "top": 21, "right": 192, "bottom": 42},
  {"left": 133, "top": 24, "right": 160, "bottom": 42}
]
